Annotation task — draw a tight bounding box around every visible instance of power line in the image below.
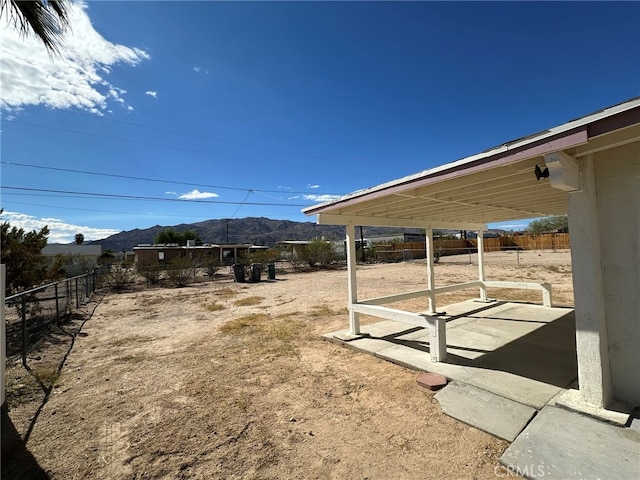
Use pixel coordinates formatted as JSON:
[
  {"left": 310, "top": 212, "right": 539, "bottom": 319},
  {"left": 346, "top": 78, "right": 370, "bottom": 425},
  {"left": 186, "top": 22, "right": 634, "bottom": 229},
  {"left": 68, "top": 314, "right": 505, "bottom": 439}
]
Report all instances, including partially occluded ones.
[
  {"left": 0, "top": 161, "right": 344, "bottom": 196},
  {"left": 56, "top": 109, "right": 347, "bottom": 164},
  {"left": 0, "top": 200, "right": 233, "bottom": 219},
  {"left": 0, "top": 186, "right": 310, "bottom": 207},
  {"left": 8, "top": 120, "right": 272, "bottom": 164},
  {"left": 230, "top": 190, "right": 253, "bottom": 218}
]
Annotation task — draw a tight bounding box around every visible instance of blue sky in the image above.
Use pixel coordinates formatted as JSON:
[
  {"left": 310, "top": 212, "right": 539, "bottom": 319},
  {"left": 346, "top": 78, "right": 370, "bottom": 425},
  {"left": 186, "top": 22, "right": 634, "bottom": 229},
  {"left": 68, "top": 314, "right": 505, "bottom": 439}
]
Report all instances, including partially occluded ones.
[{"left": 1, "top": 1, "right": 639, "bottom": 243}]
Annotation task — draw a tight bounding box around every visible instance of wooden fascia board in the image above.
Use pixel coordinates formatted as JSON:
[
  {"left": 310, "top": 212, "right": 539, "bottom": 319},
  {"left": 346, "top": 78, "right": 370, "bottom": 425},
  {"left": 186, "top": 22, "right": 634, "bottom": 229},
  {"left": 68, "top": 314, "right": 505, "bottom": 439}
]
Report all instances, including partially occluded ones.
[
  {"left": 316, "top": 213, "right": 486, "bottom": 231},
  {"left": 576, "top": 124, "right": 640, "bottom": 157}
]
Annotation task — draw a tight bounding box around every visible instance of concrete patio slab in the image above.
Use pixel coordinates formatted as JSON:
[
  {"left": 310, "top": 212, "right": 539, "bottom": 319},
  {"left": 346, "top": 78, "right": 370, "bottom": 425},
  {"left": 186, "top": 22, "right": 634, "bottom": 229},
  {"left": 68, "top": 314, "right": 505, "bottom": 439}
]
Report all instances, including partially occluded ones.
[
  {"left": 322, "top": 301, "right": 578, "bottom": 410},
  {"left": 501, "top": 406, "right": 640, "bottom": 480},
  {"left": 435, "top": 382, "right": 537, "bottom": 441}
]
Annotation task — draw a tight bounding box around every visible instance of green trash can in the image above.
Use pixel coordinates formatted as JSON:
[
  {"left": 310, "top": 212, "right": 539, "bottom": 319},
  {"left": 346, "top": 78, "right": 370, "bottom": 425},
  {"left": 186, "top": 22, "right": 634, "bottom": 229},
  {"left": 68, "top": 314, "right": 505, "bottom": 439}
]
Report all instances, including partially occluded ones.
[
  {"left": 251, "top": 263, "right": 262, "bottom": 282},
  {"left": 233, "top": 264, "right": 245, "bottom": 283},
  {"left": 267, "top": 263, "right": 276, "bottom": 280}
]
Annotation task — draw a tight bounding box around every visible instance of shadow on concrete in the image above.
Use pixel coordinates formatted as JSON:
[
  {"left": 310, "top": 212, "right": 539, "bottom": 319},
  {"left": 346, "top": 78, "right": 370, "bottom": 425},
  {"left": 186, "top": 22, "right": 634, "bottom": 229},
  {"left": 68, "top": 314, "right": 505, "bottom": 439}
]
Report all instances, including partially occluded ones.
[
  {"left": 1, "top": 405, "right": 49, "bottom": 480},
  {"left": 370, "top": 306, "right": 577, "bottom": 389}
]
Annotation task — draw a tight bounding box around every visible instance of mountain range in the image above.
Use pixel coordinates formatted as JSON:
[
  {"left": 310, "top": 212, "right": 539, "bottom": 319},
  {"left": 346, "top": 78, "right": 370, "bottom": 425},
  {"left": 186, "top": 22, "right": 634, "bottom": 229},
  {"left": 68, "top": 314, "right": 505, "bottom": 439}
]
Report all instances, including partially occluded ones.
[{"left": 88, "top": 217, "right": 422, "bottom": 252}]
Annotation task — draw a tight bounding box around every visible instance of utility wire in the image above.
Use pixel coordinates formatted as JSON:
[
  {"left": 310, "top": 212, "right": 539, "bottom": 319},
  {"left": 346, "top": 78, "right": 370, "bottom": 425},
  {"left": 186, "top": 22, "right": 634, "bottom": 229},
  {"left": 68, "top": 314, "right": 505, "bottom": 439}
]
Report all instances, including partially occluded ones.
[
  {"left": 0, "top": 161, "right": 344, "bottom": 196},
  {"left": 230, "top": 190, "right": 253, "bottom": 218},
  {"left": 56, "top": 109, "right": 347, "bottom": 164},
  {"left": 0, "top": 186, "right": 310, "bottom": 207},
  {"left": 8, "top": 120, "right": 270, "bottom": 164}
]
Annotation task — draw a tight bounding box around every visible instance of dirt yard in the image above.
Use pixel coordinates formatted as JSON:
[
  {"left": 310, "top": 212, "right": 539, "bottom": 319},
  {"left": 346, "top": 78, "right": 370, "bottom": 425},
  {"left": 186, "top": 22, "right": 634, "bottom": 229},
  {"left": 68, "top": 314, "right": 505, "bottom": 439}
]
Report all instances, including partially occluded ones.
[{"left": 4, "top": 254, "right": 574, "bottom": 479}]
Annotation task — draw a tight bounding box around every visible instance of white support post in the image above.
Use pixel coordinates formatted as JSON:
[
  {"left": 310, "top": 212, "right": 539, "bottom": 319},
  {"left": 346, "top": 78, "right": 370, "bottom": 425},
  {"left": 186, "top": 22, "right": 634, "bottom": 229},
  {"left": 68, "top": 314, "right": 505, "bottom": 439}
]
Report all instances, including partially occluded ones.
[
  {"left": 566, "top": 154, "right": 612, "bottom": 407},
  {"left": 426, "top": 315, "right": 447, "bottom": 362},
  {"left": 425, "top": 227, "right": 436, "bottom": 314},
  {"left": 345, "top": 225, "right": 360, "bottom": 335},
  {"left": 477, "top": 230, "right": 487, "bottom": 301},
  {"left": 1, "top": 265, "right": 5, "bottom": 406}
]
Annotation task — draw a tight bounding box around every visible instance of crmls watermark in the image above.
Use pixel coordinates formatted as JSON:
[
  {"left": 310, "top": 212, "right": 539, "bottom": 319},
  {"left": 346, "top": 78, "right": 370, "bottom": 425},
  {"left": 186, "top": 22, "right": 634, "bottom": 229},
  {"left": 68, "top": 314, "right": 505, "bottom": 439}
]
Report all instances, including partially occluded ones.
[{"left": 495, "top": 463, "right": 550, "bottom": 478}]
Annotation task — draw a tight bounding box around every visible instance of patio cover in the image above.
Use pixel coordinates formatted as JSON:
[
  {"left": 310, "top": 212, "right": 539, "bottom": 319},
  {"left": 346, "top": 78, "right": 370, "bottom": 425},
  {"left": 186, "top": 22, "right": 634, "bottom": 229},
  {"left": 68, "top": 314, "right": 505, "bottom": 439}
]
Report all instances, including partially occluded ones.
[{"left": 303, "top": 98, "right": 640, "bottom": 229}]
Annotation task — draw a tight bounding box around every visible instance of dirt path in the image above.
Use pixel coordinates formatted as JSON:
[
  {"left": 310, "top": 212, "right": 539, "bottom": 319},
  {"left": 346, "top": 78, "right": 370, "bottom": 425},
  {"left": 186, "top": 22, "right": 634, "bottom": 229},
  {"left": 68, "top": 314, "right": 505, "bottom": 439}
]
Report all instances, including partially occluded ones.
[{"left": 5, "top": 258, "right": 573, "bottom": 479}]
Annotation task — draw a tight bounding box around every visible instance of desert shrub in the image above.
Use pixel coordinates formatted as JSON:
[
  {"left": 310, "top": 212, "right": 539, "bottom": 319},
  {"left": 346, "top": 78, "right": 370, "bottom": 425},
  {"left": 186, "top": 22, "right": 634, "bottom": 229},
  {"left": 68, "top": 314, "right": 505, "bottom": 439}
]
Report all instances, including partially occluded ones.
[
  {"left": 137, "top": 260, "right": 162, "bottom": 285},
  {"left": 202, "top": 256, "right": 221, "bottom": 280},
  {"left": 105, "top": 266, "right": 134, "bottom": 292},
  {"left": 249, "top": 249, "right": 281, "bottom": 265},
  {"left": 300, "top": 238, "right": 336, "bottom": 267},
  {"left": 166, "top": 257, "right": 195, "bottom": 287}
]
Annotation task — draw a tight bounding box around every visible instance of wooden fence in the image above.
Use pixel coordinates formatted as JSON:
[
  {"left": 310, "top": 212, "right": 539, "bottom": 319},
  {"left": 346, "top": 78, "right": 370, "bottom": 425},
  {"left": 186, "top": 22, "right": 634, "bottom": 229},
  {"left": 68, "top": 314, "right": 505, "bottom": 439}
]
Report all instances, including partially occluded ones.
[{"left": 371, "top": 233, "right": 570, "bottom": 261}]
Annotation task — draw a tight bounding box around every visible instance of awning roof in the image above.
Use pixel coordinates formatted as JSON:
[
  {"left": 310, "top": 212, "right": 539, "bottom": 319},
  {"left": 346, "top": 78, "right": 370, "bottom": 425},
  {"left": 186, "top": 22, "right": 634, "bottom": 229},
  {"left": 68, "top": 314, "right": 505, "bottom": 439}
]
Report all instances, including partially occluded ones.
[{"left": 304, "top": 98, "right": 640, "bottom": 230}]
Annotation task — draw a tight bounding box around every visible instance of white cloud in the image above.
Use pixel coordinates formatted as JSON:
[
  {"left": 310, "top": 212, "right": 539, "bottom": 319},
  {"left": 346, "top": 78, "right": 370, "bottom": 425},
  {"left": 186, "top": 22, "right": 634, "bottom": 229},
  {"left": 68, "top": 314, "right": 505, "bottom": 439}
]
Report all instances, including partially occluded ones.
[
  {"left": 145, "top": 90, "right": 157, "bottom": 98},
  {"left": 1, "top": 211, "right": 120, "bottom": 243},
  {"left": 193, "top": 66, "right": 209, "bottom": 74},
  {"left": 289, "top": 194, "right": 341, "bottom": 203},
  {"left": 177, "top": 189, "right": 219, "bottom": 200},
  {"left": 0, "top": 1, "right": 150, "bottom": 113},
  {"left": 307, "top": 184, "right": 320, "bottom": 189}
]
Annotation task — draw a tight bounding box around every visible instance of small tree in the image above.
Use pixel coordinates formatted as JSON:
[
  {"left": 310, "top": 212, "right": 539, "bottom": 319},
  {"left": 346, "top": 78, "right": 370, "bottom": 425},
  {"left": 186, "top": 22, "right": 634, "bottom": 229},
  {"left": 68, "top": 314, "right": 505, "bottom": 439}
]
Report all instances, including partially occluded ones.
[
  {"left": 527, "top": 215, "right": 569, "bottom": 235},
  {"left": 154, "top": 228, "right": 202, "bottom": 245},
  {"left": 75, "top": 233, "right": 84, "bottom": 245},
  {"left": 154, "top": 228, "right": 183, "bottom": 244},
  {"left": 1, "top": 211, "right": 50, "bottom": 295}
]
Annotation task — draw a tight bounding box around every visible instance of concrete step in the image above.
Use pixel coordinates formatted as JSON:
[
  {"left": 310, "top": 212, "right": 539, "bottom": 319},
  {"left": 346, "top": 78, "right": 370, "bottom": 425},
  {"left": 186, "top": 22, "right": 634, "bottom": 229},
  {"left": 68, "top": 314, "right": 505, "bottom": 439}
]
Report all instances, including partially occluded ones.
[
  {"left": 501, "top": 405, "right": 640, "bottom": 480},
  {"left": 434, "top": 381, "right": 537, "bottom": 441}
]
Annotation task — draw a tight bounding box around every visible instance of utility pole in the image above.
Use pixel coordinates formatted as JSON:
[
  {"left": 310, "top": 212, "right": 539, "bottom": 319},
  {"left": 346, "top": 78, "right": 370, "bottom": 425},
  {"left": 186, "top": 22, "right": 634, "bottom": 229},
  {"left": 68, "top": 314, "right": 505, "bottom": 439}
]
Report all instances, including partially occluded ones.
[
  {"left": 359, "top": 226, "right": 366, "bottom": 263},
  {"left": 226, "top": 219, "right": 229, "bottom": 244}
]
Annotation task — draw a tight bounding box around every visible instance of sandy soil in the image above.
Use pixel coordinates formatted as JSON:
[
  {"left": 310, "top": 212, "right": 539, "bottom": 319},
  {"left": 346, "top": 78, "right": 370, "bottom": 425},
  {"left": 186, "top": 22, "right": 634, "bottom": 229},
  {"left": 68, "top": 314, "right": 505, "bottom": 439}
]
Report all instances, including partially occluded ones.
[{"left": 4, "top": 254, "right": 573, "bottom": 479}]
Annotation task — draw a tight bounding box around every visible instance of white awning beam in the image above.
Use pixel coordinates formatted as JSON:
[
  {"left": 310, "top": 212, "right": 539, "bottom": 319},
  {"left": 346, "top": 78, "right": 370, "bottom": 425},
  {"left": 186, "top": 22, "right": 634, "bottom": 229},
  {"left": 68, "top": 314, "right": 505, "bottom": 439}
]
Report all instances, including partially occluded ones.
[{"left": 316, "top": 213, "right": 486, "bottom": 231}]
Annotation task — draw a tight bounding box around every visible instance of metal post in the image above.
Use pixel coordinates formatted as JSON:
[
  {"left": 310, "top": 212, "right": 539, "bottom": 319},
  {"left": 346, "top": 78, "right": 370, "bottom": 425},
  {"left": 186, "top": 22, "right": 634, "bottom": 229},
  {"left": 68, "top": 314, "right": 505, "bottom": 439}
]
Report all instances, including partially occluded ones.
[
  {"left": 21, "top": 296, "right": 27, "bottom": 367},
  {"left": 1, "top": 265, "right": 6, "bottom": 406},
  {"left": 75, "top": 277, "right": 79, "bottom": 308},
  {"left": 55, "top": 284, "right": 60, "bottom": 326}
]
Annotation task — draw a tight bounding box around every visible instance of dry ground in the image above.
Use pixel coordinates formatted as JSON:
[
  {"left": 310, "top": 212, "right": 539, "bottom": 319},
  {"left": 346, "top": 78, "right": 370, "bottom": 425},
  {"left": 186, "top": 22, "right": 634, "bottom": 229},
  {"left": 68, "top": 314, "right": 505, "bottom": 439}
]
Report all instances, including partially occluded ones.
[{"left": 4, "top": 253, "right": 574, "bottom": 479}]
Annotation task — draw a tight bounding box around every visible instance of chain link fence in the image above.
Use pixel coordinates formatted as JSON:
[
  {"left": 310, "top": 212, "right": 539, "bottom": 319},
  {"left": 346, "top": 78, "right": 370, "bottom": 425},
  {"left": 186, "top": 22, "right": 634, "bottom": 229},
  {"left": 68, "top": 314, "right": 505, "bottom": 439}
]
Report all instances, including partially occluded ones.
[{"left": 3, "top": 268, "right": 108, "bottom": 446}]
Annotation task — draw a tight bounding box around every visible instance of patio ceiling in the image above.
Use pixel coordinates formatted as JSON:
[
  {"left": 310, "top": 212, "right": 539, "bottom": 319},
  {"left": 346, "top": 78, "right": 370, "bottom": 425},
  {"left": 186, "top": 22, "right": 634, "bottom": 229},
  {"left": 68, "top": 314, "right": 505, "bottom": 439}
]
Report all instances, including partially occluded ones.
[{"left": 304, "top": 98, "right": 640, "bottom": 230}]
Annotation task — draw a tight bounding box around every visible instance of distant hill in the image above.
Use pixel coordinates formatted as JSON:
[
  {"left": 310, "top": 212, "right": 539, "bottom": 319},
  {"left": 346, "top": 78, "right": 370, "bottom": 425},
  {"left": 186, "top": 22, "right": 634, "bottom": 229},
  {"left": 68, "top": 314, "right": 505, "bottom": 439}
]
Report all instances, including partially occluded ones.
[{"left": 88, "top": 217, "right": 422, "bottom": 252}]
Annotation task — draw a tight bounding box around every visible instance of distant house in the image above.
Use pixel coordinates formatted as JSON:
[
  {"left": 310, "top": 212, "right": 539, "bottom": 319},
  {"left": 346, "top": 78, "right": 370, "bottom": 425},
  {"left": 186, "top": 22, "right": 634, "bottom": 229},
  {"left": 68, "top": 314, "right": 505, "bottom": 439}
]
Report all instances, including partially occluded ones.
[
  {"left": 133, "top": 242, "right": 260, "bottom": 266},
  {"left": 41, "top": 244, "right": 102, "bottom": 276}
]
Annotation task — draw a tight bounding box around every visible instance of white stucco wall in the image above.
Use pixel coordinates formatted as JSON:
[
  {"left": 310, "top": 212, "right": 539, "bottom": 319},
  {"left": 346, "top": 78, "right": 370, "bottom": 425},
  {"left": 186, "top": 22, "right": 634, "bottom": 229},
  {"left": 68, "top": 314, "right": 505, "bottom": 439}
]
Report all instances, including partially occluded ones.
[
  {"left": 594, "top": 142, "right": 640, "bottom": 406},
  {"left": 569, "top": 140, "right": 640, "bottom": 409}
]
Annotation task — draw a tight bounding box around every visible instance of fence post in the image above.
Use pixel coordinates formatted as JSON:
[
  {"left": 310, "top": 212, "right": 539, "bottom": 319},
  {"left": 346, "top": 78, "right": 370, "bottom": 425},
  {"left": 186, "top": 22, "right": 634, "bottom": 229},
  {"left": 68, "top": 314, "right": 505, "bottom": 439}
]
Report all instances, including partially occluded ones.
[
  {"left": 21, "top": 296, "right": 27, "bottom": 367},
  {"left": 55, "top": 284, "right": 60, "bottom": 326},
  {"left": 1, "top": 265, "right": 6, "bottom": 406},
  {"left": 75, "top": 277, "right": 79, "bottom": 308}
]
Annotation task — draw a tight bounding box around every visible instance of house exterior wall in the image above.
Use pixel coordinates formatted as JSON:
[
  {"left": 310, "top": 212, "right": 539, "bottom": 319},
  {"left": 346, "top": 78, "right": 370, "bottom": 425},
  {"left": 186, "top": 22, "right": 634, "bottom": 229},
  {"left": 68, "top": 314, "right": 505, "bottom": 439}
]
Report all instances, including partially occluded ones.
[
  {"left": 595, "top": 142, "right": 640, "bottom": 406},
  {"left": 134, "top": 246, "right": 221, "bottom": 265},
  {"left": 569, "top": 141, "right": 640, "bottom": 408}
]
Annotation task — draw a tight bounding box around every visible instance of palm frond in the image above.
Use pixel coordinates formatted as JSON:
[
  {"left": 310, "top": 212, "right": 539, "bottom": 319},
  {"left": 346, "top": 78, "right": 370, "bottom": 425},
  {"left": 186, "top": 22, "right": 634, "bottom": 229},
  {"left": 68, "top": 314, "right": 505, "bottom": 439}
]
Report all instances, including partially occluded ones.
[{"left": 1, "top": 0, "right": 70, "bottom": 54}]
